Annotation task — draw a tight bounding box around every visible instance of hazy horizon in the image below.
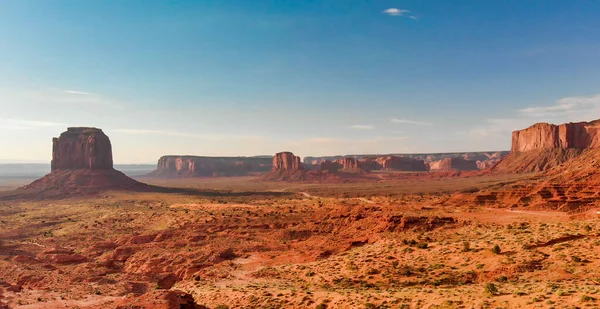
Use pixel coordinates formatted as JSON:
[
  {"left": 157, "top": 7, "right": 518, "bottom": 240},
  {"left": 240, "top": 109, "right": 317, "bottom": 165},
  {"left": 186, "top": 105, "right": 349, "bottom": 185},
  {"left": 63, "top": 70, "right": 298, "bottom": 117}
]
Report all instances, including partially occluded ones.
[{"left": 2, "top": 1, "right": 600, "bottom": 163}]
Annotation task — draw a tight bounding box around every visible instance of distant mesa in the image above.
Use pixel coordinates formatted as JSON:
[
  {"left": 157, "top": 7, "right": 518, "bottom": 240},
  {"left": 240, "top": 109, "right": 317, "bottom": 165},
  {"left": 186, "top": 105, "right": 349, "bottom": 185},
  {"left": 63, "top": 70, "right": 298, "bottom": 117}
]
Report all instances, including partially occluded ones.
[
  {"left": 428, "top": 157, "right": 478, "bottom": 171},
  {"left": 150, "top": 155, "right": 271, "bottom": 177},
  {"left": 375, "top": 156, "right": 428, "bottom": 171},
  {"left": 491, "top": 119, "right": 600, "bottom": 173},
  {"left": 261, "top": 151, "right": 310, "bottom": 181},
  {"left": 304, "top": 152, "right": 507, "bottom": 172},
  {"left": 272, "top": 151, "right": 304, "bottom": 171},
  {"left": 15, "top": 127, "right": 147, "bottom": 198}
]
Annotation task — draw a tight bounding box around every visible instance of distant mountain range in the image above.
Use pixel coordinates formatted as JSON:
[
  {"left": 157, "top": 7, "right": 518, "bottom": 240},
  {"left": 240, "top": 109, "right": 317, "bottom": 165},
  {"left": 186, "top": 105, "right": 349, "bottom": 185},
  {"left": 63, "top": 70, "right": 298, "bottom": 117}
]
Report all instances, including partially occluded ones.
[{"left": 0, "top": 163, "right": 156, "bottom": 178}]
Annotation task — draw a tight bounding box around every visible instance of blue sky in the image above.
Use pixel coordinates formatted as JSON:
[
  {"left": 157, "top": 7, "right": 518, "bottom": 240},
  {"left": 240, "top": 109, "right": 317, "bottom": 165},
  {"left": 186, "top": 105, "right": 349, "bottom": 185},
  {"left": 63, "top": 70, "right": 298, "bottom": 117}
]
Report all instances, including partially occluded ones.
[{"left": 1, "top": 1, "right": 600, "bottom": 163}]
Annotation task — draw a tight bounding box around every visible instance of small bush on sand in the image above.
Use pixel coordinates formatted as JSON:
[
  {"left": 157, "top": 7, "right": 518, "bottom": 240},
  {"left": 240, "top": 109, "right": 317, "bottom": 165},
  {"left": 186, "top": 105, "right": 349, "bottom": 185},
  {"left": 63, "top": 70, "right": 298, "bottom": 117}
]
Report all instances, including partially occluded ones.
[{"left": 491, "top": 245, "right": 501, "bottom": 255}]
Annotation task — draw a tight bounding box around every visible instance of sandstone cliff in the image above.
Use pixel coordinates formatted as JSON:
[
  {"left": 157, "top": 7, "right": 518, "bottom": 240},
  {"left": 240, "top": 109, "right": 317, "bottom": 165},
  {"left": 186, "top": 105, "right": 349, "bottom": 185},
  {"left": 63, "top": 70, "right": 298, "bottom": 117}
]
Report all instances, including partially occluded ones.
[
  {"left": 428, "top": 158, "right": 478, "bottom": 171},
  {"left": 305, "top": 152, "right": 508, "bottom": 170},
  {"left": 272, "top": 152, "right": 304, "bottom": 171},
  {"left": 511, "top": 120, "right": 600, "bottom": 152},
  {"left": 375, "top": 156, "right": 427, "bottom": 171},
  {"left": 335, "top": 157, "right": 360, "bottom": 170},
  {"left": 151, "top": 156, "right": 271, "bottom": 177},
  {"left": 51, "top": 127, "right": 113, "bottom": 171},
  {"left": 19, "top": 127, "right": 146, "bottom": 197},
  {"left": 491, "top": 119, "right": 600, "bottom": 173}
]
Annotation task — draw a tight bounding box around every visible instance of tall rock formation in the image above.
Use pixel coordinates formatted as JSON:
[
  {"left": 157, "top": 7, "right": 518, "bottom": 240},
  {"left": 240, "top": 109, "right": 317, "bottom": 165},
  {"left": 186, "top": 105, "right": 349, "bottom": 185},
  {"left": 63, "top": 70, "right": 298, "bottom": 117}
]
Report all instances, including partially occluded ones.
[
  {"left": 151, "top": 156, "right": 271, "bottom": 177},
  {"left": 51, "top": 127, "right": 113, "bottom": 171},
  {"left": 272, "top": 152, "right": 303, "bottom": 171},
  {"left": 511, "top": 120, "right": 600, "bottom": 152},
  {"left": 492, "top": 119, "right": 600, "bottom": 173},
  {"left": 18, "top": 127, "right": 146, "bottom": 197}
]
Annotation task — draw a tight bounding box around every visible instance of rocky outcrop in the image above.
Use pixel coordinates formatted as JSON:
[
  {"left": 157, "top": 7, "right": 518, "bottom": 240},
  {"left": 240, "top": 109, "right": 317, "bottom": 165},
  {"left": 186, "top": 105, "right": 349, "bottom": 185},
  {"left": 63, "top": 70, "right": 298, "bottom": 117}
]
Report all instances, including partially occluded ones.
[
  {"left": 305, "top": 152, "right": 509, "bottom": 170},
  {"left": 511, "top": 120, "right": 600, "bottom": 152},
  {"left": 51, "top": 127, "right": 113, "bottom": 171},
  {"left": 151, "top": 156, "right": 271, "bottom": 177},
  {"left": 320, "top": 160, "right": 340, "bottom": 172},
  {"left": 272, "top": 152, "right": 303, "bottom": 171},
  {"left": 335, "top": 157, "right": 359, "bottom": 169},
  {"left": 17, "top": 127, "right": 146, "bottom": 197},
  {"left": 429, "top": 158, "right": 478, "bottom": 171},
  {"left": 375, "top": 156, "right": 427, "bottom": 171},
  {"left": 490, "top": 119, "right": 600, "bottom": 173}
]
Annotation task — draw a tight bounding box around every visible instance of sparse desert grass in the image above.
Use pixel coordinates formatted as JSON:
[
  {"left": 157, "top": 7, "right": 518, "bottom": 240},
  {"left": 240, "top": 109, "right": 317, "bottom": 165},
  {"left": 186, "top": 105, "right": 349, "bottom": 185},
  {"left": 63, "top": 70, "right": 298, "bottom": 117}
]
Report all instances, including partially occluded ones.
[{"left": 0, "top": 175, "right": 598, "bottom": 308}]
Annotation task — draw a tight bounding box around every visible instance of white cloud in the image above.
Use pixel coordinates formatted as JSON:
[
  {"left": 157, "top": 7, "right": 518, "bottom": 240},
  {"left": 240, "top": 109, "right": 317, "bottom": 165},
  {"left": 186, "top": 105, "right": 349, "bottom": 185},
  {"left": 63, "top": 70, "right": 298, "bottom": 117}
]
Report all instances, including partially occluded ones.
[
  {"left": 468, "top": 92, "right": 600, "bottom": 142},
  {"left": 350, "top": 124, "right": 374, "bottom": 130},
  {"left": 383, "top": 8, "right": 410, "bottom": 16},
  {"left": 391, "top": 118, "right": 432, "bottom": 126},
  {"left": 519, "top": 93, "right": 600, "bottom": 116},
  {"left": 0, "top": 119, "right": 68, "bottom": 130},
  {"left": 64, "top": 90, "right": 91, "bottom": 95},
  {"left": 6, "top": 119, "right": 68, "bottom": 127}
]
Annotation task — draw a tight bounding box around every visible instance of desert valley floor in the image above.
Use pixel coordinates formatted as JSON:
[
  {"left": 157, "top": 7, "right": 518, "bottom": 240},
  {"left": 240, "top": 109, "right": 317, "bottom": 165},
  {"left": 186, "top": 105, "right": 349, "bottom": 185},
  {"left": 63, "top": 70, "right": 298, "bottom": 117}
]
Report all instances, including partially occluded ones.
[{"left": 2, "top": 174, "right": 600, "bottom": 309}]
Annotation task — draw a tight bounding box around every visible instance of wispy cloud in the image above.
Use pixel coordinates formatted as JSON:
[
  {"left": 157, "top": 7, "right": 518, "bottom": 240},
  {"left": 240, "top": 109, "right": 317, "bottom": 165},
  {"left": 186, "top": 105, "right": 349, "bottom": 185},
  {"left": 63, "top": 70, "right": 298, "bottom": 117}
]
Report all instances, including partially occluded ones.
[
  {"left": 6, "top": 119, "right": 68, "bottom": 127},
  {"left": 382, "top": 8, "right": 417, "bottom": 19},
  {"left": 383, "top": 8, "right": 410, "bottom": 16},
  {"left": 64, "top": 90, "right": 91, "bottom": 95},
  {"left": 468, "top": 93, "right": 600, "bottom": 141},
  {"left": 114, "top": 128, "right": 266, "bottom": 141},
  {"left": 519, "top": 93, "right": 600, "bottom": 116},
  {"left": 391, "top": 118, "right": 432, "bottom": 126},
  {"left": 0, "top": 119, "right": 68, "bottom": 131},
  {"left": 350, "top": 124, "right": 374, "bottom": 130}
]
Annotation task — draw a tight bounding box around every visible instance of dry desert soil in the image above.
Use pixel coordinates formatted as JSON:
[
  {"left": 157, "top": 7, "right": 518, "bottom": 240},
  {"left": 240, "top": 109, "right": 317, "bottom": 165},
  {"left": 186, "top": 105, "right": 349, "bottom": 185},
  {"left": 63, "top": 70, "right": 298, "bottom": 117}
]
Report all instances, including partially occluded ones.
[{"left": 1, "top": 174, "right": 600, "bottom": 309}]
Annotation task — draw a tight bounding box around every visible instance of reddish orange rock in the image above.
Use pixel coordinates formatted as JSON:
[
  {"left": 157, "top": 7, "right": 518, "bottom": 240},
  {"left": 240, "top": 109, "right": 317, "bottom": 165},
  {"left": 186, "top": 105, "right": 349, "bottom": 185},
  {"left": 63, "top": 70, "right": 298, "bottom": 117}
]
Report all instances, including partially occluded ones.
[
  {"left": 511, "top": 120, "right": 600, "bottom": 152},
  {"left": 375, "top": 156, "right": 427, "bottom": 171},
  {"left": 334, "top": 157, "right": 359, "bottom": 169},
  {"left": 429, "top": 158, "right": 478, "bottom": 171},
  {"left": 51, "top": 127, "right": 113, "bottom": 171},
  {"left": 272, "top": 151, "right": 303, "bottom": 171}
]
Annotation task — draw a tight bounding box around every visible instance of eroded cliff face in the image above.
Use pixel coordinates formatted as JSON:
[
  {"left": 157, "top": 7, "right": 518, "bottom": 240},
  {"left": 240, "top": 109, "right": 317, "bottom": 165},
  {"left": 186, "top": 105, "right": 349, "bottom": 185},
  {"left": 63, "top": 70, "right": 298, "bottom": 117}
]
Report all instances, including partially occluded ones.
[
  {"left": 152, "top": 156, "right": 272, "bottom": 177},
  {"left": 511, "top": 120, "right": 600, "bottom": 152},
  {"left": 375, "top": 156, "right": 427, "bottom": 171},
  {"left": 51, "top": 127, "right": 113, "bottom": 171},
  {"left": 429, "top": 158, "right": 478, "bottom": 171},
  {"left": 335, "top": 157, "right": 359, "bottom": 169},
  {"left": 272, "top": 152, "right": 303, "bottom": 171}
]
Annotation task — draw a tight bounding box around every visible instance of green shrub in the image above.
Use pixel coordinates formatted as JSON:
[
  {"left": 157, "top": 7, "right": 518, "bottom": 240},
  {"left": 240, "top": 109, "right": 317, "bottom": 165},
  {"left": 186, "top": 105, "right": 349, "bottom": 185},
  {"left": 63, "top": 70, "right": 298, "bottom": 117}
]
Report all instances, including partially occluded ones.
[
  {"left": 484, "top": 282, "right": 498, "bottom": 295},
  {"left": 491, "top": 245, "right": 501, "bottom": 254},
  {"left": 416, "top": 243, "right": 428, "bottom": 249}
]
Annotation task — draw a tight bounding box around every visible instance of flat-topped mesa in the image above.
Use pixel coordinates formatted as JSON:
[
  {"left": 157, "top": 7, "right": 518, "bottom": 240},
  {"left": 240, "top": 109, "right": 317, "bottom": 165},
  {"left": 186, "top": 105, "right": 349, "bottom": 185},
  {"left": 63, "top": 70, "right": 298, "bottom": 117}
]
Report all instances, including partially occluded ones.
[
  {"left": 272, "top": 151, "right": 303, "bottom": 171},
  {"left": 51, "top": 127, "right": 113, "bottom": 171},
  {"left": 511, "top": 120, "right": 600, "bottom": 153},
  {"left": 152, "top": 155, "right": 272, "bottom": 177},
  {"left": 375, "top": 156, "right": 428, "bottom": 171},
  {"left": 429, "top": 158, "right": 478, "bottom": 171}
]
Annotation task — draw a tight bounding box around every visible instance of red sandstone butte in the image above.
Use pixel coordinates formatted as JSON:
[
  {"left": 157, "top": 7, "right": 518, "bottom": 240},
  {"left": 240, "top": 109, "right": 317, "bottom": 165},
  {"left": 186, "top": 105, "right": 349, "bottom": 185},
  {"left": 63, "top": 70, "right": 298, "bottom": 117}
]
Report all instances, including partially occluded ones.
[
  {"left": 51, "top": 127, "right": 114, "bottom": 171},
  {"left": 18, "top": 127, "right": 146, "bottom": 197},
  {"left": 272, "top": 151, "right": 303, "bottom": 171},
  {"left": 511, "top": 120, "right": 600, "bottom": 152}
]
